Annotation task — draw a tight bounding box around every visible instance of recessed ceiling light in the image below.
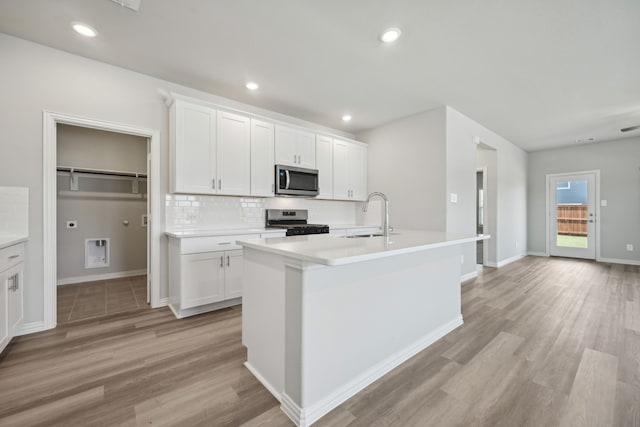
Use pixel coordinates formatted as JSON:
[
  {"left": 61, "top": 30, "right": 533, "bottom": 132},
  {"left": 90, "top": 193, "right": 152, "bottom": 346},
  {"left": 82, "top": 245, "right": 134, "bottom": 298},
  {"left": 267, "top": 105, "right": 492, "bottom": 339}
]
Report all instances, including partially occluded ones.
[
  {"left": 380, "top": 27, "right": 401, "bottom": 43},
  {"left": 245, "top": 82, "right": 259, "bottom": 91},
  {"left": 72, "top": 22, "right": 98, "bottom": 38},
  {"left": 342, "top": 115, "right": 352, "bottom": 122}
]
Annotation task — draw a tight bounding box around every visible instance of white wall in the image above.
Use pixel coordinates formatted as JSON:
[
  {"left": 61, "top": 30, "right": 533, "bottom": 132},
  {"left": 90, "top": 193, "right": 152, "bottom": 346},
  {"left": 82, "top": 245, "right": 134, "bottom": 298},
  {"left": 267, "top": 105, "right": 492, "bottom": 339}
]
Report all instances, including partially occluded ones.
[
  {"left": 359, "top": 106, "right": 527, "bottom": 275},
  {"left": 528, "top": 137, "right": 640, "bottom": 263},
  {"left": 446, "top": 109, "right": 528, "bottom": 266},
  {"left": 357, "top": 107, "right": 447, "bottom": 231},
  {"left": 445, "top": 107, "right": 480, "bottom": 276},
  {"left": 0, "top": 33, "right": 356, "bottom": 327}
]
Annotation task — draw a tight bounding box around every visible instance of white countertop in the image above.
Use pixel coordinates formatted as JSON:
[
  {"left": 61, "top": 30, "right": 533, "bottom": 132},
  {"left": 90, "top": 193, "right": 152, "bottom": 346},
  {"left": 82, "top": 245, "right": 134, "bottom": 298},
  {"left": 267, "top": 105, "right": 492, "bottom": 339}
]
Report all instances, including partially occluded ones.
[
  {"left": 238, "top": 230, "right": 490, "bottom": 266},
  {"left": 165, "top": 228, "right": 284, "bottom": 238},
  {"left": 0, "top": 235, "right": 28, "bottom": 250},
  {"left": 165, "top": 224, "right": 378, "bottom": 239}
]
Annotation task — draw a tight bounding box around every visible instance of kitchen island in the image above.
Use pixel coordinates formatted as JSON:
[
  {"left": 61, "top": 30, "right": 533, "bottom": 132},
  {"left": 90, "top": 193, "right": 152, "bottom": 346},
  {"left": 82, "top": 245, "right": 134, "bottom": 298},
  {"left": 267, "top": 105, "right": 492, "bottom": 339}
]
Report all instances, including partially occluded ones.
[{"left": 239, "top": 230, "right": 488, "bottom": 426}]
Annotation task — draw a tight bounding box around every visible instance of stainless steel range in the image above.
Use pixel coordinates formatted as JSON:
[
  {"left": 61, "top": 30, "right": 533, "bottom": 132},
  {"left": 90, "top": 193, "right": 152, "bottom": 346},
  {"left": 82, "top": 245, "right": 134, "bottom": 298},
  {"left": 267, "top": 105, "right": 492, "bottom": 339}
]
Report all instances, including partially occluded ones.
[{"left": 265, "top": 209, "right": 329, "bottom": 236}]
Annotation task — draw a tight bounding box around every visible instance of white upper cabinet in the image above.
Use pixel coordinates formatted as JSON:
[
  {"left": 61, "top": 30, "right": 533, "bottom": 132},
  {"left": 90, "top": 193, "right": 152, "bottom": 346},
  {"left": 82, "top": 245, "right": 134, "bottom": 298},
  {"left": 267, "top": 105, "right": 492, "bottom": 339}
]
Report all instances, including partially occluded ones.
[
  {"left": 250, "top": 119, "right": 275, "bottom": 197},
  {"left": 348, "top": 143, "right": 367, "bottom": 200},
  {"left": 216, "top": 111, "right": 251, "bottom": 195},
  {"left": 171, "top": 99, "right": 252, "bottom": 196},
  {"left": 171, "top": 100, "right": 217, "bottom": 194},
  {"left": 333, "top": 139, "right": 367, "bottom": 201},
  {"left": 170, "top": 96, "right": 367, "bottom": 201},
  {"left": 316, "top": 135, "right": 333, "bottom": 199},
  {"left": 275, "top": 125, "right": 316, "bottom": 168}
]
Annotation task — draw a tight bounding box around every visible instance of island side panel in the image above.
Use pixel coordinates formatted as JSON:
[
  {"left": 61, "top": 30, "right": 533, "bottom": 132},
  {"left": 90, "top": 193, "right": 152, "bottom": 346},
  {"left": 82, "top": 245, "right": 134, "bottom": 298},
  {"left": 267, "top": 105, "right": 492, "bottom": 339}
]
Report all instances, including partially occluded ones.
[
  {"left": 242, "top": 247, "right": 286, "bottom": 399},
  {"left": 285, "top": 245, "right": 463, "bottom": 422}
]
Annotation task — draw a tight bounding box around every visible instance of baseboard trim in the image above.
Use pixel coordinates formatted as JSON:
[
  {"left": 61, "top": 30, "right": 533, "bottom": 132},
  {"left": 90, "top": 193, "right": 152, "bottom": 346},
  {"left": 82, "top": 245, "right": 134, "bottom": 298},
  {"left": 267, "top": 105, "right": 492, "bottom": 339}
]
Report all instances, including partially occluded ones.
[
  {"left": 168, "top": 297, "right": 241, "bottom": 319},
  {"left": 597, "top": 257, "right": 640, "bottom": 266},
  {"left": 460, "top": 270, "right": 478, "bottom": 282},
  {"left": 15, "top": 321, "right": 46, "bottom": 336},
  {"left": 57, "top": 269, "right": 147, "bottom": 285},
  {"left": 280, "top": 315, "right": 464, "bottom": 427},
  {"left": 527, "top": 251, "right": 548, "bottom": 257},
  {"left": 495, "top": 253, "right": 527, "bottom": 268},
  {"left": 245, "top": 362, "right": 282, "bottom": 403}
]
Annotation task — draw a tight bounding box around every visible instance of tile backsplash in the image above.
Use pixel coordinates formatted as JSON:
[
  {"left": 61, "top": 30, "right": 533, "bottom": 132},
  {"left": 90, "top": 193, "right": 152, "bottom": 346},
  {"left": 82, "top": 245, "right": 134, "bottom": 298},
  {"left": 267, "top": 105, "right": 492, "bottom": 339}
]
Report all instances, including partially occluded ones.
[
  {"left": 0, "top": 186, "right": 29, "bottom": 235},
  {"left": 166, "top": 194, "right": 366, "bottom": 231}
]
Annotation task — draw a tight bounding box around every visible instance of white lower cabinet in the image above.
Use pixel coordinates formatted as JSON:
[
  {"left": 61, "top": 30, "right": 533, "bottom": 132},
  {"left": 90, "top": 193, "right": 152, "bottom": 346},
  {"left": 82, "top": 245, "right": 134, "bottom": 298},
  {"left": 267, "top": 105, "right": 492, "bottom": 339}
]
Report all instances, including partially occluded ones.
[
  {"left": 0, "top": 242, "right": 25, "bottom": 355},
  {"left": 169, "top": 235, "right": 252, "bottom": 318}
]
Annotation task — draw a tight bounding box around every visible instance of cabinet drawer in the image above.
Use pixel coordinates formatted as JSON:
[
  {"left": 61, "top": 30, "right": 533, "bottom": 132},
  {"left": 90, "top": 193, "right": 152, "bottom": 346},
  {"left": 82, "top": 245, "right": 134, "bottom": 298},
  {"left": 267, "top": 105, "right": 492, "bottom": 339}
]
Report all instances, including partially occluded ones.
[
  {"left": 0, "top": 243, "right": 25, "bottom": 273},
  {"left": 180, "top": 234, "right": 257, "bottom": 254}
]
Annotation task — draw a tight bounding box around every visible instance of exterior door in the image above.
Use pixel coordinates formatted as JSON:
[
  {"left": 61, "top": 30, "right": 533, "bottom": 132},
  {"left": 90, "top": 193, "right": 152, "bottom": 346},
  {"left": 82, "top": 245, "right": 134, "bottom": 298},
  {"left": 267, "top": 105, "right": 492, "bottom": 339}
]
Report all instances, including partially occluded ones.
[{"left": 549, "top": 173, "right": 596, "bottom": 259}]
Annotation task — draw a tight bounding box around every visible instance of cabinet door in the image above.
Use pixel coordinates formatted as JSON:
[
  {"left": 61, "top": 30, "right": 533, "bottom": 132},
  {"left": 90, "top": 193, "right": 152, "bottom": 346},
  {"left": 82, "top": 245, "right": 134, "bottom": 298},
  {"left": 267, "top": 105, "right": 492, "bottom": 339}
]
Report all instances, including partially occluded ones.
[
  {"left": 296, "top": 130, "right": 316, "bottom": 169},
  {"left": 0, "top": 271, "right": 8, "bottom": 353},
  {"left": 316, "top": 135, "right": 333, "bottom": 199},
  {"left": 250, "top": 119, "right": 275, "bottom": 197},
  {"left": 172, "top": 100, "right": 217, "bottom": 194},
  {"left": 275, "top": 125, "right": 298, "bottom": 167},
  {"left": 332, "top": 139, "right": 350, "bottom": 199},
  {"left": 6, "top": 263, "right": 23, "bottom": 335},
  {"left": 224, "top": 250, "right": 243, "bottom": 299},
  {"left": 217, "top": 111, "right": 251, "bottom": 195},
  {"left": 349, "top": 144, "right": 367, "bottom": 201},
  {"left": 181, "top": 252, "right": 225, "bottom": 309}
]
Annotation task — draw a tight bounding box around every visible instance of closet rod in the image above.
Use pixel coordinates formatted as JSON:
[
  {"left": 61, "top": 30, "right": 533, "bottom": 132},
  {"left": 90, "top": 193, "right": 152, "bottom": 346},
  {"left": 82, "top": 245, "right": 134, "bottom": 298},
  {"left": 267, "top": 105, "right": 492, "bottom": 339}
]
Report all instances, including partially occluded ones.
[{"left": 56, "top": 166, "right": 147, "bottom": 179}]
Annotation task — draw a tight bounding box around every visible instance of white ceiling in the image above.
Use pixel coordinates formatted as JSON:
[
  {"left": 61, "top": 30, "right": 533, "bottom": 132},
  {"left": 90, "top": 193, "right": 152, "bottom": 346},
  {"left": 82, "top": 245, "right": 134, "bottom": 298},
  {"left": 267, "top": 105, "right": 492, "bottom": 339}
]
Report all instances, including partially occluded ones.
[{"left": 1, "top": 0, "right": 638, "bottom": 151}]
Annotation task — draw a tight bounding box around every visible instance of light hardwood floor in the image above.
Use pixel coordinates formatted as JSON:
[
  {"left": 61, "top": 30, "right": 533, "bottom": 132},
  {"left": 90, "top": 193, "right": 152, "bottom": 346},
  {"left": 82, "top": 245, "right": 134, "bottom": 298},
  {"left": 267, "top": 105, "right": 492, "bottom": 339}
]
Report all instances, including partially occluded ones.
[{"left": 0, "top": 257, "right": 638, "bottom": 426}]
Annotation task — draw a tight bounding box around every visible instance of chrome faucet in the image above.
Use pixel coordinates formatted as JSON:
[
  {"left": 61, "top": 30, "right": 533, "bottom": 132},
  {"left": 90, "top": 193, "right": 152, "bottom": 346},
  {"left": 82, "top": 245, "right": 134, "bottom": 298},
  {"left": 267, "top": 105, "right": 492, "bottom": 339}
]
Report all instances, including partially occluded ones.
[{"left": 363, "top": 192, "right": 391, "bottom": 238}]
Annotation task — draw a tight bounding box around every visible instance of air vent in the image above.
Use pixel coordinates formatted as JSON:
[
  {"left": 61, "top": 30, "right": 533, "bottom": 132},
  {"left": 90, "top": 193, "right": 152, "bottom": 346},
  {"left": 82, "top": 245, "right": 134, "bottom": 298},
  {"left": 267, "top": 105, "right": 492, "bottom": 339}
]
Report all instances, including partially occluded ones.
[
  {"left": 621, "top": 125, "right": 640, "bottom": 133},
  {"left": 110, "top": 0, "right": 140, "bottom": 12}
]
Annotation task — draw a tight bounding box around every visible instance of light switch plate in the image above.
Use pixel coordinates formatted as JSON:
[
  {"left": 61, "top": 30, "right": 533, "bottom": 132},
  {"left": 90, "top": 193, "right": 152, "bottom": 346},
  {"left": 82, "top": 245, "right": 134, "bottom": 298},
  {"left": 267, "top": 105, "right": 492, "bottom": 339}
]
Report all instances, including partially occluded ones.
[
  {"left": 450, "top": 193, "right": 458, "bottom": 204},
  {"left": 601, "top": 200, "right": 608, "bottom": 207}
]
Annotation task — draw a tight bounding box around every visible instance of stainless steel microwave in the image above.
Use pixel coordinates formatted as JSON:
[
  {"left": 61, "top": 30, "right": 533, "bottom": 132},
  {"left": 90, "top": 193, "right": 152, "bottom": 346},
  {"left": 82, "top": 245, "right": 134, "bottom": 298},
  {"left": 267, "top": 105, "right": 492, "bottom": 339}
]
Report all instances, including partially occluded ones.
[{"left": 275, "top": 165, "right": 319, "bottom": 197}]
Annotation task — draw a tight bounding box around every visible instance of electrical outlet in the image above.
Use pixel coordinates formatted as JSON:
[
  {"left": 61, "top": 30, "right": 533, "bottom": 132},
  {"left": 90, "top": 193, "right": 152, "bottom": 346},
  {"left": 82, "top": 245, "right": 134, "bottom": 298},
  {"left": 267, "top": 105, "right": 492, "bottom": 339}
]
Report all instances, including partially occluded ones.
[
  {"left": 450, "top": 193, "right": 458, "bottom": 204},
  {"left": 626, "top": 244, "right": 634, "bottom": 251},
  {"left": 66, "top": 220, "right": 77, "bottom": 229}
]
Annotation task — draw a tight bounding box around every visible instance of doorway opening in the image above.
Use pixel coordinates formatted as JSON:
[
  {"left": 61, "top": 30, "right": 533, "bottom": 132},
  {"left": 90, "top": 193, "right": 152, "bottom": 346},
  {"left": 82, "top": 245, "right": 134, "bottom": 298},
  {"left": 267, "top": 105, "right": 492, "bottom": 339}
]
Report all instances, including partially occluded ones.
[
  {"left": 547, "top": 171, "right": 599, "bottom": 260},
  {"left": 55, "top": 125, "right": 150, "bottom": 323},
  {"left": 43, "top": 111, "right": 161, "bottom": 331},
  {"left": 476, "top": 169, "right": 486, "bottom": 266}
]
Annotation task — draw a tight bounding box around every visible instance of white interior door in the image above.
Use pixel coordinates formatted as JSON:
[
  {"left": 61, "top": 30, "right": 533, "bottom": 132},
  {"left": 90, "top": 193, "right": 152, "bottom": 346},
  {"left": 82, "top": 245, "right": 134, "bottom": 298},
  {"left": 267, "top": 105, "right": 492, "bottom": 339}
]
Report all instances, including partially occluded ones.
[{"left": 549, "top": 173, "right": 596, "bottom": 259}]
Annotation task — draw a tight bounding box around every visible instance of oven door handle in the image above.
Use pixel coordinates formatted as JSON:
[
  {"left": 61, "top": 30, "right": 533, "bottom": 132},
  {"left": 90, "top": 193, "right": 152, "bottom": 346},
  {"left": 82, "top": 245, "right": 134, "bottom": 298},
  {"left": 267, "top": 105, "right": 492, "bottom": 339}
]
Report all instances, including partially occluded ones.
[{"left": 285, "top": 170, "right": 290, "bottom": 190}]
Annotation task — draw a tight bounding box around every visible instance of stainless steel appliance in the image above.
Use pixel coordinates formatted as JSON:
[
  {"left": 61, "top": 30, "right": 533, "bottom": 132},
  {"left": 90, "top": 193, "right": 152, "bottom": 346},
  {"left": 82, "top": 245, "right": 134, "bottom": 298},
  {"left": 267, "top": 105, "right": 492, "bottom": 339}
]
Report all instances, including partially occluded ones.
[
  {"left": 275, "top": 165, "right": 319, "bottom": 197},
  {"left": 265, "top": 209, "right": 329, "bottom": 236}
]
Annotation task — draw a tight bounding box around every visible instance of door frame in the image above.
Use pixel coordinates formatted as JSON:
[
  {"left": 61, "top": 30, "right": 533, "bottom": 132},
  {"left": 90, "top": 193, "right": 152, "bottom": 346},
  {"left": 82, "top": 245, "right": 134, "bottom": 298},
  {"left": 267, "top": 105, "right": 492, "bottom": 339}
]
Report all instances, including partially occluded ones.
[
  {"left": 43, "top": 111, "right": 162, "bottom": 330},
  {"left": 545, "top": 170, "right": 601, "bottom": 260}
]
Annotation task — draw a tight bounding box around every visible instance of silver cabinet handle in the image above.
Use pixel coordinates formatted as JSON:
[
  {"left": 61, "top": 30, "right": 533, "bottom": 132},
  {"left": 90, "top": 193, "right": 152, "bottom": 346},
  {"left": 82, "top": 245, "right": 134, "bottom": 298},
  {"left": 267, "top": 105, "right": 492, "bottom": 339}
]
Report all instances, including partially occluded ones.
[
  {"left": 8, "top": 254, "right": 19, "bottom": 259},
  {"left": 220, "top": 256, "right": 224, "bottom": 268},
  {"left": 297, "top": 155, "right": 301, "bottom": 164},
  {"left": 227, "top": 256, "right": 230, "bottom": 267},
  {"left": 218, "top": 179, "right": 221, "bottom": 190},
  {"left": 212, "top": 178, "right": 216, "bottom": 189},
  {"left": 271, "top": 183, "right": 274, "bottom": 193},
  {"left": 293, "top": 154, "right": 297, "bottom": 163}
]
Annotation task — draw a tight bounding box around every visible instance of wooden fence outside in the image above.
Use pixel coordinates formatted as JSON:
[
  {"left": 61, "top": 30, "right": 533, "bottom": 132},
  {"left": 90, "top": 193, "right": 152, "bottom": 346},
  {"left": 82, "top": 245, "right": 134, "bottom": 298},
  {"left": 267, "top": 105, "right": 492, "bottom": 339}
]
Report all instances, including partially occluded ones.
[{"left": 556, "top": 204, "right": 587, "bottom": 236}]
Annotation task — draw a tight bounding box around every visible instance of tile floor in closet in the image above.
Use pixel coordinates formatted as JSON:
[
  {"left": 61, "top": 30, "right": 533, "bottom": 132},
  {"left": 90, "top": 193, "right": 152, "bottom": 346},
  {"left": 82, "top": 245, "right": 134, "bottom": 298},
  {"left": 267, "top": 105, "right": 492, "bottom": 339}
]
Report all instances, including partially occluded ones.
[{"left": 57, "top": 275, "right": 149, "bottom": 323}]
